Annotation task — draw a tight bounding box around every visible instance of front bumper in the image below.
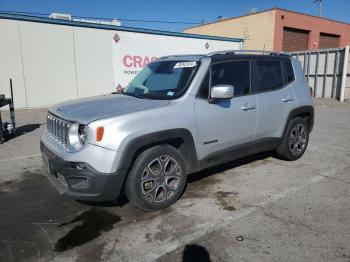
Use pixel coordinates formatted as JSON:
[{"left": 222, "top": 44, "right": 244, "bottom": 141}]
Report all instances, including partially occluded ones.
[{"left": 40, "top": 142, "right": 127, "bottom": 202}]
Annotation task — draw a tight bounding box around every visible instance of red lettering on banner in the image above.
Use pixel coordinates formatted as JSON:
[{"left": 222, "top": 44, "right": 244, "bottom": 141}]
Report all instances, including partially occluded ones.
[
  {"left": 133, "top": 56, "right": 142, "bottom": 68},
  {"left": 122, "top": 55, "right": 158, "bottom": 68},
  {"left": 123, "top": 55, "right": 133, "bottom": 67}
]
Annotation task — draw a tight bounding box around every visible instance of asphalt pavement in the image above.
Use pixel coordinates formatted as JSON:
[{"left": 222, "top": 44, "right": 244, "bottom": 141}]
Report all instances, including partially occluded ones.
[{"left": 0, "top": 100, "right": 349, "bottom": 262}]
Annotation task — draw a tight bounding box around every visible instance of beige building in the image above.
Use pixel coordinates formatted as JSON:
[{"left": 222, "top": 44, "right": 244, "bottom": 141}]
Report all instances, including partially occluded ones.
[
  {"left": 184, "top": 8, "right": 350, "bottom": 52},
  {"left": 184, "top": 9, "right": 276, "bottom": 50}
]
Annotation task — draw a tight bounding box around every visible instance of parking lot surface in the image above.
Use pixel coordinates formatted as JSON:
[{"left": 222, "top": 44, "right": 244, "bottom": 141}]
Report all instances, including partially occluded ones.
[{"left": 0, "top": 100, "right": 349, "bottom": 262}]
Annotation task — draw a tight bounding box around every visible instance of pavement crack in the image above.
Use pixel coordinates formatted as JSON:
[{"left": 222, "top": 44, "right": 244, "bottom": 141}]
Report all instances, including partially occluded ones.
[
  {"left": 7, "top": 244, "right": 13, "bottom": 262},
  {"left": 35, "top": 223, "right": 55, "bottom": 250},
  {"left": 320, "top": 174, "right": 350, "bottom": 185},
  {"left": 261, "top": 210, "right": 324, "bottom": 234}
]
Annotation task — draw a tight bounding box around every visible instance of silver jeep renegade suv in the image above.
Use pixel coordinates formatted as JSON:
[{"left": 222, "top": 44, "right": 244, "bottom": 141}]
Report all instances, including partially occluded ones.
[{"left": 41, "top": 50, "right": 314, "bottom": 211}]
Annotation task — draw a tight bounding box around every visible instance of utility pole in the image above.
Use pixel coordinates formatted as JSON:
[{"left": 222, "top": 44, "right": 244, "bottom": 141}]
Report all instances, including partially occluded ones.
[{"left": 313, "top": 0, "right": 323, "bottom": 16}]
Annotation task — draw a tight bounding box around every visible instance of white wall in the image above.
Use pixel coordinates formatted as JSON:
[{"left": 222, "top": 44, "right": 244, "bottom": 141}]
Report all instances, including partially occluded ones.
[
  {"left": 0, "top": 18, "right": 241, "bottom": 108},
  {"left": 0, "top": 19, "right": 27, "bottom": 108}
]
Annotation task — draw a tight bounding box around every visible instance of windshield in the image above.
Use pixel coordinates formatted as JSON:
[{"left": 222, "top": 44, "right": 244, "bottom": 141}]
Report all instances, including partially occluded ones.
[{"left": 123, "top": 60, "right": 200, "bottom": 100}]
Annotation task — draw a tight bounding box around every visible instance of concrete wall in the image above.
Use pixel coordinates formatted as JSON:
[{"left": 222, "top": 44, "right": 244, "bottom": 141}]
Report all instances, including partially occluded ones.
[
  {"left": 290, "top": 47, "right": 350, "bottom": 101},
  {"left": 184, "top": 10, "right": 276, "bottom": 50},
  {"left": 0, "top": 19, "right": 113, "bottom": 109},
  {"left": 274, "top": 9, "right": 350, "bottom": 51}
]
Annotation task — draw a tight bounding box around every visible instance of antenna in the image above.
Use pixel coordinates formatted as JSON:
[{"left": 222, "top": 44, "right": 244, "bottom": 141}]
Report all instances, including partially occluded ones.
[
  {"left": 313, "top": 0, "right": 323, "bottom": 16},
  {"left": 247, "top": 7, "right": 258, "bottom": 14}
]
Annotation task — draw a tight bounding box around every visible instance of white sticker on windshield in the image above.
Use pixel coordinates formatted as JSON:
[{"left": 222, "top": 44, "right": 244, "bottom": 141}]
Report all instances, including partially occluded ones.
[
  {"left": 167, "top": 91, "right": 175, "bottom": 96},
  {"left": 173, "top": 61, "right": 197, "bottom": 68}
]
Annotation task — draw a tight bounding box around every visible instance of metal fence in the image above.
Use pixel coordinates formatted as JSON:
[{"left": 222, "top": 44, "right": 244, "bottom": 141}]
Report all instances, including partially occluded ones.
[{"left": 290, "top": 46, "right": 350, "bottom": 102}]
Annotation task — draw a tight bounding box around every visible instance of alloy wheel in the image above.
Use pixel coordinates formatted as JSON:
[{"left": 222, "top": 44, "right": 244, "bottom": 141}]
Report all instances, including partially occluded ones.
[
  {"left": 140, "top": 155, "right": 182, "bottom": 204},
  {"left": 288, "top": 123, "right": 307, "bottom": 156}
]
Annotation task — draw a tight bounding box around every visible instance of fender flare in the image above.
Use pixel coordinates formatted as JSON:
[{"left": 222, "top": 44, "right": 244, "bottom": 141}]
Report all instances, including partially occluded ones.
[
  {"left": 117, "top": 128, "right": 198, "bottom": 173},
  {"left": 282, "top": 105, "right": 314, "bottom": 138}
]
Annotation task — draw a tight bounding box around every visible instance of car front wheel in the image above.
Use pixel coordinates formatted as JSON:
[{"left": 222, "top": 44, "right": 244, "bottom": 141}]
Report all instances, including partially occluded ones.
[{"left": 125, "top": 145, "right": 187, "bottom": 211}]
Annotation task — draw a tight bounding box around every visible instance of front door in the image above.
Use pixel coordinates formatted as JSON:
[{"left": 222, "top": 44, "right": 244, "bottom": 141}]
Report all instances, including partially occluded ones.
[{"left": 194, "top": 60, "right": 258, "bottom": 161}]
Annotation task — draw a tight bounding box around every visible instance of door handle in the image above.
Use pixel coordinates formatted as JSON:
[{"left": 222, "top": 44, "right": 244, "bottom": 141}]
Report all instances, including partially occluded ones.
[
  {"left": 240, "top": 104, "right": 256, "bottom": 111},
  {"left": 281, "top": 97, "right": 294, "bottom": 102}
]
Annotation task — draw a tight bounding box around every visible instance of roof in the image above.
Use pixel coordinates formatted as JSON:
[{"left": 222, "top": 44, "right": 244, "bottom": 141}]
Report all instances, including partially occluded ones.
[
  {"left": 209, "top": 53, "right": 292, "bottom": 63},
  {"left": 184, "top": 7, "right": 350, "bottom": 30},
  {"left": 0, "top": 12, "right": 243, "bottom": 43}
]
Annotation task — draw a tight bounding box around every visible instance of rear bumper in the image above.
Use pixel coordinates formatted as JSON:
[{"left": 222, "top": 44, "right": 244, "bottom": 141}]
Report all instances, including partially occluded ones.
[{"left": 40, "top": 142, "right": 127, "bottom": 202}]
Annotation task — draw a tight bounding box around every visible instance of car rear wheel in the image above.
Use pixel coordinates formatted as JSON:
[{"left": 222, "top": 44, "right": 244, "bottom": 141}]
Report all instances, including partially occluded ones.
[
  {"left": 276, "top": 117, "right": 309, "bottom": 161},
  {"left": 125, "top": 145, "right": 187, "bottom": 211}
]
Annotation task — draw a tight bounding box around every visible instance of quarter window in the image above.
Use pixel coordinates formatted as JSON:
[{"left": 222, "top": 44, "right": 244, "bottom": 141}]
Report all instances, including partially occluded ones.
[
  {"left": 282, "top": 60, "right": 295, "bottom": 84},
  {"left": 211, "top": 61, "right": 250, "bottom": 96},
  {"left": 198, "top": 72, "right": 210, "bottom": 98},
  {"left": 254, "top": 60, "right": 283, "bottom": 92}
]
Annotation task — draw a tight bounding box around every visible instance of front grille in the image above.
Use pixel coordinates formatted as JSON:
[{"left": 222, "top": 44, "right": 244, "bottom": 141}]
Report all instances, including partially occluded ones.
[{"left": 47, "top": 113, "right": 71, "bottom": 145}]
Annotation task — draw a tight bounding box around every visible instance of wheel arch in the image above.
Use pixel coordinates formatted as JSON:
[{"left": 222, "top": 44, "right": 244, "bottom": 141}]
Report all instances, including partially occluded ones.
[
  {"left": 118, "top": 128, "right": 198, "bottom": 174},
  {"left": 282, "top": 105, "right": 314, "bottom": 138}
]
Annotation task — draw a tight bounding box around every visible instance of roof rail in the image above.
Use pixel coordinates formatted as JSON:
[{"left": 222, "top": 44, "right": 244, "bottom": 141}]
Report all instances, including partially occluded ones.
[
  {"left": 207, "top": 49, "right": 292, "bottom": 57},
  {"left": 157, "top": 54, "right": 205, "bottom": 60}
]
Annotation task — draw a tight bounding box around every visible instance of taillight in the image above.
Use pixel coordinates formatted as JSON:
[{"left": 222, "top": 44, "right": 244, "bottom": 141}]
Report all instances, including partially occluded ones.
[{"left": 96, "top": 126, "right": 104, "bottom": 142}]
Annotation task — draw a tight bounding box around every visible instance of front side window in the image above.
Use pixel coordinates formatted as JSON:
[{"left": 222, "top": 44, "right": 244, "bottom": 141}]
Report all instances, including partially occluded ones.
[
  {"left": 211, "top": 61, "right": 251, "bottom": 97},
  {"left": 124, "top": 60, "right": 199, "bottom": 100},
  {"left": 197, "top": 61, "right": 251, "bottom": 98},
  {"left": 254, "top": 60, "right": 283, "bottom": 92}
]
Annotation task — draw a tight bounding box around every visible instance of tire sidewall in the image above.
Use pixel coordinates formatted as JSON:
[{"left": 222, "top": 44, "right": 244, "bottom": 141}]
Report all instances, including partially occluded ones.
[
  {"left": 126, "top": 145, "right": 187, "bottom": 211},
  {"left": 284, "top": 117, "right": 309, "bottom": 160}
]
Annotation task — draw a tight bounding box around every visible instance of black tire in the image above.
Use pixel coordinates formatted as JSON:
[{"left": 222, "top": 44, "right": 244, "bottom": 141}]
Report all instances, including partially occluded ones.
[
  {"left": 125, "top": 145, "right": 187, "bottom": 211},
  {"left": 276, "top": 117, "right": 309, "bottom": 161}
]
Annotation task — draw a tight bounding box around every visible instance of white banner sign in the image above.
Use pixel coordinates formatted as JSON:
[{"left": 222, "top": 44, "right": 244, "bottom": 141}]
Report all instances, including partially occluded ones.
[{"left": 111, "top": 31, "right": 241, "bottom": 90}]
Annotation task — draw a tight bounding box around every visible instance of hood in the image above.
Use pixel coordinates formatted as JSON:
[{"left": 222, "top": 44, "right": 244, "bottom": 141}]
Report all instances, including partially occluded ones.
[{"left": 49, "top": 94, "right": 170, "bottom": 124}]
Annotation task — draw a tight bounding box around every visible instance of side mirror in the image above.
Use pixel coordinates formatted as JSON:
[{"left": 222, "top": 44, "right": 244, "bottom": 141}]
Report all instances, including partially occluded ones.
[{"left": 210, "top": 85, "right": 234, "bottom": 100}]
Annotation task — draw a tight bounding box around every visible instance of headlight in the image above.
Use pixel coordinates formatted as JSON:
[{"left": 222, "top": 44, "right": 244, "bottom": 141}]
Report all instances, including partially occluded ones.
[
  {"left": 78, "top": 125, "right": 87, "bottom": 144},
  {"left": 68, "top": 123, "right": 87, "bottom": 150}
]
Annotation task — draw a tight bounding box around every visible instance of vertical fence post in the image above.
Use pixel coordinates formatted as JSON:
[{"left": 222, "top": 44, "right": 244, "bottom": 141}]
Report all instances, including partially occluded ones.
[
  {"left": 340, "top": 45, "right": 349, "bottom": 102},
  {"left": 303, "top": 53, "right": 307, "bottom": 74},
  {"left": 331, "top": 50, "right": 339, "bottom": 99},
  {"left": 322, "top": 51, "right": 329, "bottom": 98},
  {"left": 307, "top": 52, "right": 311, "bottom": 84},
  {"left": 314, "top": 52, "right": 320, "bottom": 97}
]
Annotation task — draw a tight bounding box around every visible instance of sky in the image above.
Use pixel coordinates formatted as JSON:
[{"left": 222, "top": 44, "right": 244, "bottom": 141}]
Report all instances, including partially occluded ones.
[{"left": 0, "top": 0, "right": 349, "bottom": 32}]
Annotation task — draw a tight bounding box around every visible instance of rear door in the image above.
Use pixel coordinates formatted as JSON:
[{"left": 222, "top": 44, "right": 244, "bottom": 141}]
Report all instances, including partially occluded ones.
[
  {"left": 194, "top": 59, "right": 258, "bottom": 160},
  {"left": 253, "top": 58, "right": 298, "bottom": 139}
]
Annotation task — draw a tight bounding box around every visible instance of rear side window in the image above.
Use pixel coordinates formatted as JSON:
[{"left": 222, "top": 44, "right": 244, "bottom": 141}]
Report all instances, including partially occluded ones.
[
  {"left": 282, "top": 60, "right": 295, "bottom": 84},
  {"left": 211, "top": 61, "right": 250, "bottom": 96},
  {"left": 254, "top": 60, "right": 283, "bottom": 92}
]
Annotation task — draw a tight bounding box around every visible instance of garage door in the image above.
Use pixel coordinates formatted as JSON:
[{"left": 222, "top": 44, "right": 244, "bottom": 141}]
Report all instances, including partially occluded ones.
[
  {"left": 319, "top": 33, "right": 339, "bottom": 49},
  {"left": 282, "top": 27, "right": 309, "bottom": 52}
]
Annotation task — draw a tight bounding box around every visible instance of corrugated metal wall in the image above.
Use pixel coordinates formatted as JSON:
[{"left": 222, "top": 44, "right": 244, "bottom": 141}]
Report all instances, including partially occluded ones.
[{"left": 290, "top": 47, "right": 350, "bottom": 101}]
